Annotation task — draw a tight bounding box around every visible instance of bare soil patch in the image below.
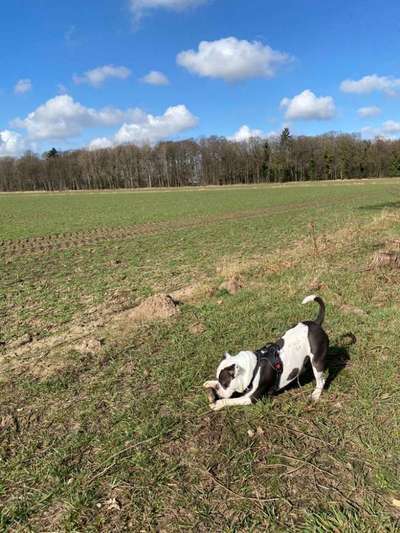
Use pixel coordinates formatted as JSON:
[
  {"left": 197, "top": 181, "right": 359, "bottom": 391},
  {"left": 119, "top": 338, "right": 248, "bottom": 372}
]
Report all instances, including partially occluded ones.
[
  {"left": 1, "top": 293, "right": 180, "bottom": 363},
  {"left": 124, "top": 294, "right": 179, "bottom": 322}
]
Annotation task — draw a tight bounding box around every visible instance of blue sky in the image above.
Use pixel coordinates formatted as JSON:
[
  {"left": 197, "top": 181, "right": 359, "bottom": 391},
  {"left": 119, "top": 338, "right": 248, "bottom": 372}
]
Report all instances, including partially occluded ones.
[{"left": 1, "top": 0, "right": 400, "bottom": 156}]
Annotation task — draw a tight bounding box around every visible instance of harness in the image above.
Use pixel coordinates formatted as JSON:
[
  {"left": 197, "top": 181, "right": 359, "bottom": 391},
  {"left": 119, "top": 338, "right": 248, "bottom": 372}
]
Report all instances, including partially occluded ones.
[{"left": 244, "top": 342, "right": 283, "bottom": 395}]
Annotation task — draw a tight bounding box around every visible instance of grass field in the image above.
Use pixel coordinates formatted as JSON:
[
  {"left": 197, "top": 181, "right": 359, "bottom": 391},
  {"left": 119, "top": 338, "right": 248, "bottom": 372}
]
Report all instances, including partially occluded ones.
[{"left": 1, "top": 180, "right": 400, "bottom": 531}]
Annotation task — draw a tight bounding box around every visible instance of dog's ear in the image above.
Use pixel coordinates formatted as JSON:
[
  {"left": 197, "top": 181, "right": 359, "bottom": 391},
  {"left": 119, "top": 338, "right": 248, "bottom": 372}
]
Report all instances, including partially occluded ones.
[
  {"left": 225, "top": 364, "right": 243, "bottom": 379},
  {"left": 223, "top": 351, "right": 231, "bottom": 359},
  {"left": 227, "top": 365, "right": 236, "bottom": 378}
]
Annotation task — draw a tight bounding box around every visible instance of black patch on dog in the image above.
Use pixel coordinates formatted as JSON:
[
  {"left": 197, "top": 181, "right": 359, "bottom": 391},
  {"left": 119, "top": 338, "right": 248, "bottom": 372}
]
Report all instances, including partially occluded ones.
[
  {"left": 246, "top": 340, "right": 286, "bottom": 403},
  {"left": 287, "top": 367, "right": 299, "bottom": 380},
  {"left": 303, "top": 320, "right": 329, "bottom": 371},
  {"left": 276, "top": 337, "right": 285, "bottom": 349},
  {"left": 249, "top": 361, "right": 276, "bottom": 402},
  {"left": 218, "top": 364, "right": 235, "bottom": 389}
]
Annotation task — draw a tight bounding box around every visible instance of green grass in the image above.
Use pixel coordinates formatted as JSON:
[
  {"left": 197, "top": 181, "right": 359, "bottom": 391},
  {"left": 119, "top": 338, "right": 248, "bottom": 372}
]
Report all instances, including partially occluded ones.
[
  {"left": 1, "top": 180, "right": 400, "bottom": 531},
  {"left": 0, "top": 179, "right": 398, "bottom": 240}
]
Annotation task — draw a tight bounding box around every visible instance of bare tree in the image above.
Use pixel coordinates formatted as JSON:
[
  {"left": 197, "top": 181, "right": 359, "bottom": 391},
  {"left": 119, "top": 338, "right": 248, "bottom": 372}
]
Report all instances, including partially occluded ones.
[{"left": 1, "top": 131, "right": 400, "bottom": 191}]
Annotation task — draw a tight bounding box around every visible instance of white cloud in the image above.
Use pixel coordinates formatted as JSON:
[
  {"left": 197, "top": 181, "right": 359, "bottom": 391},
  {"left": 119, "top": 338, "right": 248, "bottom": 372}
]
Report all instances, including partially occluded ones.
[
  {"left": 229, "top": 125, "right": 264, "bottom": 141},
  {"left": 141, "top": 70, "right": 170, "bottom": 85},
  {"left": 73, "top": 65, "right": 131, "bottom": 87},
  {"left": 0, "top": 130, "right": 30, "bottom": 156},
  {"left": 357, "top": 106, "right": 381, "bottom": 118},
  {"left": 361, "top": 120, "right": 400, "bottom": 139},
  {"left": 131, "top": 0, "right": 206, "bottom": 20},
  {"left": 360, "top": 126, "right": 375, "bottom": 138},
  {"left": 228, "top": 125, "right": 279, "bottom": 142},
  {"left": 14, "top": 79, "right": 32, "bottom": 94},
  {"left": 88, "top": 137, "right": 114, "bottom": 150},
  {"left": 381, "top": 120, "right": 400, "bottom": 135},
  {"left": 340, "top": 74, "right": 400, "bottom": 96},
  {"left": 177, "top": 37, "right": 291, "bottom": 82},
  {"left": 89, "top": 104, "right": 198, "bottom": 149},
  {"left": 12, "top": 94, "right": 142, "bottom": 140},
  {"left": 280, "top": 90, "right": 336, "bottom": 121},
  {"left": 11, "top": 95, "right": 197, "bottom": 151}
]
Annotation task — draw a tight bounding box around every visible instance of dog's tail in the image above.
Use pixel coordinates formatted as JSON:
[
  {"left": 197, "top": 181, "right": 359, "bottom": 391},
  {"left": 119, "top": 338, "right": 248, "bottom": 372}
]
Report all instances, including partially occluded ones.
[{"left": 302, "top": 294, "right": 325, "bottom": 326}]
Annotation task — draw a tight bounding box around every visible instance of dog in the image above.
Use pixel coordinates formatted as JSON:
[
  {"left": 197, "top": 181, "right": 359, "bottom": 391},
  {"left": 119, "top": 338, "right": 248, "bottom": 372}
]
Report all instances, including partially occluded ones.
[{"left": 203, "top": 295, "right": 329, "bottom": 411}]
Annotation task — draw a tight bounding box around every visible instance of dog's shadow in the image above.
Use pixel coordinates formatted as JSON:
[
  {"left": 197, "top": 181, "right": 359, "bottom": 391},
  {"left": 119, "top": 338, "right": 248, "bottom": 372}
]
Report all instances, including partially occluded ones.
[
  {"left": 280, "top": 343, "right": 351, "bottom": 395},
  {"left": 324, "top": 344, "right": 351, "bottom": 390}
]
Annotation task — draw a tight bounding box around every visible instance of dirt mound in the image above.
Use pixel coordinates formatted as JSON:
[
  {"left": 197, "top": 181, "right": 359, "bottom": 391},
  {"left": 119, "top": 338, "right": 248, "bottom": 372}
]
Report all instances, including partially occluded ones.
[
  {"left": 75, "top": 337, "right": 104, "bottom": 354},
  {"left": 219, "top": 276, "right": 243, "bottom": 295},
  {"left": 126, "top": 294, "right": 179, "bottom": 322},
  {"left": 188, "top": 322, "right": 206, "bottom": 336}
]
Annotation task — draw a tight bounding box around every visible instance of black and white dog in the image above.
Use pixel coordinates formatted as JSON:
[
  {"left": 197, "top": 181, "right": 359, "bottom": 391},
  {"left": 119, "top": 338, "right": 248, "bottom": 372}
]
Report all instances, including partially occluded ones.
[{"left": 203, "top": 295, "right": 329, "bottom": 411}]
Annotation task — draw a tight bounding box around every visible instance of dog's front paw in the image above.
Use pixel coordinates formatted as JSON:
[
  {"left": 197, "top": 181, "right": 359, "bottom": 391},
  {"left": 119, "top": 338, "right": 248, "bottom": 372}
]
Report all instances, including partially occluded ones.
[
  {"left": 310, "top": 389, "right": 323, "bottom": 402},
  {"left": 210, "top": 400, "right": 225, "bottom": 411},
  {"left": 203, "top": 380, "right": 218, "bottom": 389}
]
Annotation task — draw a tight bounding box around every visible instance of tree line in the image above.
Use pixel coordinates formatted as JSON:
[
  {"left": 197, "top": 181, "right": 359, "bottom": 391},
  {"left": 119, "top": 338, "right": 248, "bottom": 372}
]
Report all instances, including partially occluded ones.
[{"left": 1, "top": 129, "right": 400, "bottom": 191}]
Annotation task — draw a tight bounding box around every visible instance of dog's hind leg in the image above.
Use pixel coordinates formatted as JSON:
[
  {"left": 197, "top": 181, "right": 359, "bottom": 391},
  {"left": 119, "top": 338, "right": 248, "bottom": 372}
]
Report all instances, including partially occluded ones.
[
  {"left": 310, "top": 362, "right": 325, "bottom": 401},
  {"left": 307, "top": 324, "right": 329, "bottom": 401}
]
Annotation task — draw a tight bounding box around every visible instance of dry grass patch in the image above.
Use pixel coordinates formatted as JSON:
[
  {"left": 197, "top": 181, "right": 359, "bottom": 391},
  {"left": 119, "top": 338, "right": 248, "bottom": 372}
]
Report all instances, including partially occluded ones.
[
  {"left": 1, "top": 211, "right": 387, "bottom": 365},
  {"left": 218, "top": 275, "right": 243, "bottom": 295},
  {"left": 169, "top": 282, "right": 215, "bottom": 303},
  {"left": 371, "top": 250, "right": 400, "bottom": 269},
  {"left": 216, "top": 256, "right": 263, "bottom": 278}
]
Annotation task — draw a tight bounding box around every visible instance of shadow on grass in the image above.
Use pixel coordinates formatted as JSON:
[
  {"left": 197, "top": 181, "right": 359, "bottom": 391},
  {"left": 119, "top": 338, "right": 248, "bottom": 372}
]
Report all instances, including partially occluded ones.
[{"left": 324, "top": 342, "right": 352, "bottom": 390}]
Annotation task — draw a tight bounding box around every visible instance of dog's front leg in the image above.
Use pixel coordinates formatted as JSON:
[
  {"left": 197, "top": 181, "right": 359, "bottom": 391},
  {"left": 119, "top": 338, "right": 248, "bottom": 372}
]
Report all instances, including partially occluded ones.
[
  {"left": 203, "top": 380, "right": 219, "bottom": 389},
  {"left": 210, "top": 397, "right": 253, "bottom": 411}
]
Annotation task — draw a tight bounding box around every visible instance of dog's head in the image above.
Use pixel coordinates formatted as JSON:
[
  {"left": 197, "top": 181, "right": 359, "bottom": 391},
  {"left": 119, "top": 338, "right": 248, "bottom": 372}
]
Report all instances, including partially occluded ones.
[{"left": 215, "top": 352, "right": 247, "bottom": 399}]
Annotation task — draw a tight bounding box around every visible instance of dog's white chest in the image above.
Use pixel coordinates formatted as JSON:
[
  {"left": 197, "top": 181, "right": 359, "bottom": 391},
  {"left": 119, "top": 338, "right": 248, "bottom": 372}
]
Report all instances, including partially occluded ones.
[{"left": 278, "top": 323, "right": 311, "bottom": 389}]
